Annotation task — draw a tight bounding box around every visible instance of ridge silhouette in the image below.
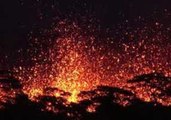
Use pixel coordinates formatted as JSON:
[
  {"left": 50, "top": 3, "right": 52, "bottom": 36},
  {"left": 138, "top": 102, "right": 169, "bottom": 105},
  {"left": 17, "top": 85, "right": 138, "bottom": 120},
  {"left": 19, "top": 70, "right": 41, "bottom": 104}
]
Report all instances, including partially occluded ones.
[{"left": 0, "top": 71, "right": 171, "bottom": 120}]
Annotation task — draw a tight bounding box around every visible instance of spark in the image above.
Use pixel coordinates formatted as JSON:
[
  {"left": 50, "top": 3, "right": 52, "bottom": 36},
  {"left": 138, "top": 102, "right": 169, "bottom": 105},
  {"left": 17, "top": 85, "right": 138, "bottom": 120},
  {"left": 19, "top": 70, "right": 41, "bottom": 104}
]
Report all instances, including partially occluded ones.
[{"left": 0, "top": 20, "right": 170, "bottom": 113}]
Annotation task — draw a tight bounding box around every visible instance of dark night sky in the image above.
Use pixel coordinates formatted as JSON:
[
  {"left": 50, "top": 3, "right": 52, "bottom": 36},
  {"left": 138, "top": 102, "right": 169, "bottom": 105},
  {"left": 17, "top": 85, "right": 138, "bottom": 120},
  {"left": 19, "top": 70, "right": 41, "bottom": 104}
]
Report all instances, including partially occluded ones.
[{"left": 0, "top": 0, "right": 171, "bottom": 63}]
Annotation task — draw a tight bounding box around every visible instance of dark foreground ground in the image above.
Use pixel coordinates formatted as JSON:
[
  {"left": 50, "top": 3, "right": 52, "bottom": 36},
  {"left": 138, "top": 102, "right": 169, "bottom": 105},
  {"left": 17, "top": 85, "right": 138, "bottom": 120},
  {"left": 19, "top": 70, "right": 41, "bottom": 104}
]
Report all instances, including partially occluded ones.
[{"left": 0, "top": 72, "right": 171, "bottom": 120}]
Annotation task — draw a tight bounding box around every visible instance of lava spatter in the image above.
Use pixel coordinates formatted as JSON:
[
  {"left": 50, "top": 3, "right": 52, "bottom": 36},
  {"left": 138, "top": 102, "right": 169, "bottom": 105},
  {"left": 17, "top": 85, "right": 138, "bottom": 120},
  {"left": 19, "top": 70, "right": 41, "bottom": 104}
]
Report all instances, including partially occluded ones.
[
  {"left": 14, "top": 22, "right": 105, "bottom": 103},
  {"left": 10, "top": 20, "right": 171, "bottom": 113}
]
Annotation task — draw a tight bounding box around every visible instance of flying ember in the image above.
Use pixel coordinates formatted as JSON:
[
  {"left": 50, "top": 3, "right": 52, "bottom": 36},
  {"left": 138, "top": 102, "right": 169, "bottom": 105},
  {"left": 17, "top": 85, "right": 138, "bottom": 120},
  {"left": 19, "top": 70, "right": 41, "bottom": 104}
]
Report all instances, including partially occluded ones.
[{"left": 11, "top": 20, "right": 171, "bottom": 112}]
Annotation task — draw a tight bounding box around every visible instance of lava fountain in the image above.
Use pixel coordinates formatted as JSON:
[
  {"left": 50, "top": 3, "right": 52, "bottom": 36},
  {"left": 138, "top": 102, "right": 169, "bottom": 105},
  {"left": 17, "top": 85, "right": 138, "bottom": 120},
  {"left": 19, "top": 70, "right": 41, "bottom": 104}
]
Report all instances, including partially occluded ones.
[
  {"left": 13, "top": 21, "right": 171, "bottom": 106},
  {"left": 14, "top": 22, "right": 106, "bottom": 103}
]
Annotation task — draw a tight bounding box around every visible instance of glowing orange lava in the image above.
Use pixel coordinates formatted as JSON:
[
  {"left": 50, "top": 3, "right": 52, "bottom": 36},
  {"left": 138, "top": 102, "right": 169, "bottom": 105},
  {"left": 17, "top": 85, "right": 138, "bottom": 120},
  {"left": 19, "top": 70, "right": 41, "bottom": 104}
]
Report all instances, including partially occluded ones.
[{"left": 10, "top": 21, "right": 171, "bottom": 110}]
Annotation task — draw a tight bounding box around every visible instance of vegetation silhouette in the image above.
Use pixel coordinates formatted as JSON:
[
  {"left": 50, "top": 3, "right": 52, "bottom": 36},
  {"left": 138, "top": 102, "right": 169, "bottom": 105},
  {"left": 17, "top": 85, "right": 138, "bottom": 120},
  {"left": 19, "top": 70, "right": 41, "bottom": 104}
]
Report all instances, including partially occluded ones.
[{"left": 0, "top": 71, "right": 171, "bottom": 120}]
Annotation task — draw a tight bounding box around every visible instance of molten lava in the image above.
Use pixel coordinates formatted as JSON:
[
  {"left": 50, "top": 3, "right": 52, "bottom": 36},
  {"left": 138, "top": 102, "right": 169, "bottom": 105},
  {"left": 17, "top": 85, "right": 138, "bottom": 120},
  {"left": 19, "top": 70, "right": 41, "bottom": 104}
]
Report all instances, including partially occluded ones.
[{"left": 0, "top": 21, "right": 170, "bottom": 113}]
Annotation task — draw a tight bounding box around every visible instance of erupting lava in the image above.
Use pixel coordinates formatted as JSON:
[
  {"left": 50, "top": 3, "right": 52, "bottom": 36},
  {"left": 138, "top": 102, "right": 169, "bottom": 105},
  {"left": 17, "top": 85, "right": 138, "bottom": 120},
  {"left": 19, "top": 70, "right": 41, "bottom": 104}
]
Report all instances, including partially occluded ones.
[
  {"left": 15, "top": 22, "right": 105, "bottom": 103},
  {"left": 2, "top": 20, "right": 170, "bottom": 112},
  {"left": 50, "top": 38, "right": 102, "bottom": 103}
]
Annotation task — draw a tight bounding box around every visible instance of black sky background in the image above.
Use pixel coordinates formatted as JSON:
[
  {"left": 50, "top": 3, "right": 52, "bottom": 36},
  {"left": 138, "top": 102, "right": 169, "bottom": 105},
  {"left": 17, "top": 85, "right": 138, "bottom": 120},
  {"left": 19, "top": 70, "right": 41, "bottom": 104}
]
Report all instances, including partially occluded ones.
[{"left": 0, "top": 0, "right": 171, "bottom": 68}]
